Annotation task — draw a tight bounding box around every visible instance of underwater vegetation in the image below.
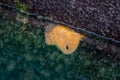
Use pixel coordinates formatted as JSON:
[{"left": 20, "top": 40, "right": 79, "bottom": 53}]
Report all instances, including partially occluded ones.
[
  {"left": 0, "top": 13, "right": 120, "bottom": 80},
  {"left": 0, "top": 1, "right": 120, "bottom": 80}
]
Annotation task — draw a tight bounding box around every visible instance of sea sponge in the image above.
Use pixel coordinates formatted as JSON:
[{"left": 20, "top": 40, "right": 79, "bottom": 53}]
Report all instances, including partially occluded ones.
[{"left": 45, "top": 24, "right": 84, "bottom": 54}]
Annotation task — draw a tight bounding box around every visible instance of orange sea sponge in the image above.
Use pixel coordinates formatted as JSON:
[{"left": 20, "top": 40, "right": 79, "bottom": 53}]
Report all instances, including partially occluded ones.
[{"left": 45, "top": 24, "right": 84, "bottom": 54}]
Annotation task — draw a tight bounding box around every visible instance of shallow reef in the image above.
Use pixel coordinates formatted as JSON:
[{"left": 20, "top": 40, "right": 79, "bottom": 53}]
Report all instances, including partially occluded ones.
[
  {"left": 0, "top": 13, "right": 120, "bottom": 80},
  {"left": 0, "top": 0, "right": 120, "bottom": 80}
]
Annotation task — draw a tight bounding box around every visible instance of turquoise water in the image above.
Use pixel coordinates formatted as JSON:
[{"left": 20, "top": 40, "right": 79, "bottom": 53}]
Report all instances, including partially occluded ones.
[{"left": 0, "top": 8, "right": 120, "bottom": 80}]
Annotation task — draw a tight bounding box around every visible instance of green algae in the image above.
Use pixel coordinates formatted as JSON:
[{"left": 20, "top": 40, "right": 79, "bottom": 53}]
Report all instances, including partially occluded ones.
[{"left": 14, "top": 0, "right": 28, "bottom": 11}]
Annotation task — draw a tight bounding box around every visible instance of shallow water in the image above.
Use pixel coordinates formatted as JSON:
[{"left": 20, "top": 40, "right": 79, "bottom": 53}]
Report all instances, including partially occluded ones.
[{"left": 0, "top": 4, "right": 120, "bottom": 80}]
